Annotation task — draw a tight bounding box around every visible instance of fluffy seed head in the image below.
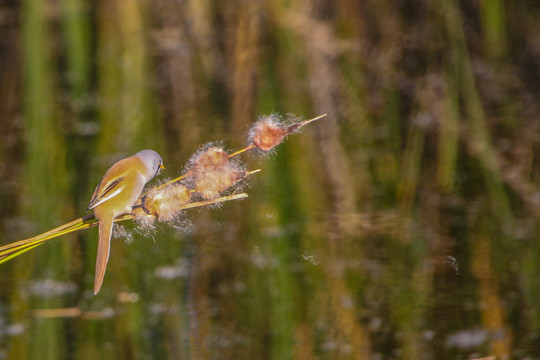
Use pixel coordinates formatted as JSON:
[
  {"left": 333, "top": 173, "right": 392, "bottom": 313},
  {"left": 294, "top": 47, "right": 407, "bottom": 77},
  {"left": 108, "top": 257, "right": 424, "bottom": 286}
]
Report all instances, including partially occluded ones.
[
  {"left": 247, "top": 114, "right": 326, "bottom": 152},
  {"left": 195, "top": 168, "right": 246, "bottom": 200},
  {"left": 132, "top": 206, "right": 156, "bottom": 227},
  {"left": 248, "top": 116, "right": 289, "bottom": 151},
  {"left": 143, "top": 184, "right": 191, "bottom": 222},
  {"left": 189, "top": 146, "right": 230, "bottom": 174},
  {"left": 187, "top": 145, "right": 246, "bottom": 200}
]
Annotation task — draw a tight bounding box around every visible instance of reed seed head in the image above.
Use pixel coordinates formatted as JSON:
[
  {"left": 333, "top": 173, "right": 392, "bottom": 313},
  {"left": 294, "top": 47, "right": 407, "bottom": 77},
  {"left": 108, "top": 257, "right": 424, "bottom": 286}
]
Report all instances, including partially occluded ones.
[
  {"left": 143, "top": 184, "right": 191, "bottom": 222},
  {"left": 132, "top": 206, "right": 156, "bottom": 227},
  {"left": 187, "top": 145, "right": 246, "bottom": 200},
  {"left": 248, "top": 115, "right": 290, "bottom": 152},
  {"left": 189, "top": 146, "right": 230, "bottom": 174},
  {"left": 196, "top": 169, "right": 247, "bottom": 200},
  {"left": 247, "top": 114, "right": 326, "bottom": 152}
]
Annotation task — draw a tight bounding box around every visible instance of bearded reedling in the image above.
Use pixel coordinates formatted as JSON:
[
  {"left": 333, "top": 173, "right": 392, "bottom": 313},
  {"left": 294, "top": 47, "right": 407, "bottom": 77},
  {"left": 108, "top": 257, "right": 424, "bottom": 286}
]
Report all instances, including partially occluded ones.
[{"left": 87, "top": 150, "right": 164, "bottom": 295}]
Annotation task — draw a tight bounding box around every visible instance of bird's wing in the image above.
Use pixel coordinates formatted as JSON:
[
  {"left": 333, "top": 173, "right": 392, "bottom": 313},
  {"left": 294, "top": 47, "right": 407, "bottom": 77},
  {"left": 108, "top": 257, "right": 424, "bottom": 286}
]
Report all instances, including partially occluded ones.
[{"left": 87, "top": 177, "right": 126, "bottom": 210}]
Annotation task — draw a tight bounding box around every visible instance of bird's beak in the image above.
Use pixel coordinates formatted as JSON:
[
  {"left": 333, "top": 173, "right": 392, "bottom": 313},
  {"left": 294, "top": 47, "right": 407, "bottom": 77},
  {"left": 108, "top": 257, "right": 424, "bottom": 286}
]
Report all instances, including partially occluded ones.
[{"left": 160, "top": 163, "right": 165, "bottom": 170}]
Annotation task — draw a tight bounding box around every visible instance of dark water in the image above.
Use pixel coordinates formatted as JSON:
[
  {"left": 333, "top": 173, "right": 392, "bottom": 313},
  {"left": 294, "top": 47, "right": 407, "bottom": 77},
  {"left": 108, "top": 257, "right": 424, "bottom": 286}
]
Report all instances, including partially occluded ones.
[{"left": 1, "top": 0, "right": 540, "bottom": 359}]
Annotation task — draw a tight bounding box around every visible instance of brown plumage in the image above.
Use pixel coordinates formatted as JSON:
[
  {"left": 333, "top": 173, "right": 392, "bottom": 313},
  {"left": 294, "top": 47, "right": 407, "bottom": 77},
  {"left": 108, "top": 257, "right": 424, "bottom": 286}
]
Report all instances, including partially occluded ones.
[{"left": 88, "top": 150, "right": 164, "bottom": 295}]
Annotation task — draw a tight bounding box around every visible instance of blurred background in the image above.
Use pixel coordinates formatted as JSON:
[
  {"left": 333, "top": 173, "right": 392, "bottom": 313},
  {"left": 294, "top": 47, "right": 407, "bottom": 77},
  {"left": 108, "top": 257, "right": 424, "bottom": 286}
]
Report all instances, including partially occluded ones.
[{"left": 1, "top": 0, "right": 540, "bottom": 358}]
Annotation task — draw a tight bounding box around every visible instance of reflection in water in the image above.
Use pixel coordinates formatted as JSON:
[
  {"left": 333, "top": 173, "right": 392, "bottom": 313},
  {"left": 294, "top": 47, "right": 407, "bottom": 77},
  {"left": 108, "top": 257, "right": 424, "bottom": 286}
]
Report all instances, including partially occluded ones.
[
  {"left": 445, "top": 328, "right": 490, "bottom": 350},
  {"left": 28, "top": 280, "right": 78, "bottom": 298},
  {"left": 1, "top": 0, "right": 540, "bottom": 358}
]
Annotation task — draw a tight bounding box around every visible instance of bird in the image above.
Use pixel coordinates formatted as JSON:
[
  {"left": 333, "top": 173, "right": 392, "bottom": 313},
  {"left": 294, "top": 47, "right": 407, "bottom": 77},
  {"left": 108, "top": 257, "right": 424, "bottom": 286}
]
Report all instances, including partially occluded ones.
[{"left": 87, "top": 150, "right": 164, "bottom": 295}]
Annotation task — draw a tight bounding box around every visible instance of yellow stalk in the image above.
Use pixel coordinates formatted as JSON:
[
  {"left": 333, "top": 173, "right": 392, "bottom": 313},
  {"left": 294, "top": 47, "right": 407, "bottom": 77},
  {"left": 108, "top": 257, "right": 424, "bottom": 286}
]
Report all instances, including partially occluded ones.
[
  {"left": 0, "top": 193, "right": 248, "bottom": 264},
  {"left": 228, "top": 144, "right": 256, "bottom": 158},
  {"left": 298, "top": 113, "right": 327, "bottom": 127}
]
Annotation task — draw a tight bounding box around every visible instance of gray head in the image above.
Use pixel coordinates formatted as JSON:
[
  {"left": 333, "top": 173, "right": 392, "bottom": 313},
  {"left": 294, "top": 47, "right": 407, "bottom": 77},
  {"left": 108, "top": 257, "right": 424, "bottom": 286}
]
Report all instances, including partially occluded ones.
[{"left": 135, "top": 149, "right": 164, "bottom": 180}]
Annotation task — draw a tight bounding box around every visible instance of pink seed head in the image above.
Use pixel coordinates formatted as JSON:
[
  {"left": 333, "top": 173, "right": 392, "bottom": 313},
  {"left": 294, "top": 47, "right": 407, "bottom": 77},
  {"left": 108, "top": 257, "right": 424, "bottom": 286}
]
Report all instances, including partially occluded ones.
[{"left": 248, "top": 116, "right": 289, "bottom": 152}]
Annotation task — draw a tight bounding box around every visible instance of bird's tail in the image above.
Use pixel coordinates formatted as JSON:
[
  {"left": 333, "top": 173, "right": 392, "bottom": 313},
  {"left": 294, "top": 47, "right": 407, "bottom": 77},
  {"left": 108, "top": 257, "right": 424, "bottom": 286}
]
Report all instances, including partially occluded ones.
[{"left": 94, "top": 215, "right": 113, "bottom": 295}]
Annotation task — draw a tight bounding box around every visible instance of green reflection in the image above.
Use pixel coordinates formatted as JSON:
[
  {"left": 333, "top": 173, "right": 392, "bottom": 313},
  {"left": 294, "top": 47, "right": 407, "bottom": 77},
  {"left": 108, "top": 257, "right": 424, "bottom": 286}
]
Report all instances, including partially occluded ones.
[{"left": 1, "top": 0, "right": 540, "bottom": 359}]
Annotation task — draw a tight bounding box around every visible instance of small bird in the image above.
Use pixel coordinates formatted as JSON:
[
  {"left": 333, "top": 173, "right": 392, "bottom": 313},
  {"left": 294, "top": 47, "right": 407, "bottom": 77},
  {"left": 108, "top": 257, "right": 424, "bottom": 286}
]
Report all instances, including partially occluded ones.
[{"left": 87, "top": 150, "right": 164, "bottom": 295}]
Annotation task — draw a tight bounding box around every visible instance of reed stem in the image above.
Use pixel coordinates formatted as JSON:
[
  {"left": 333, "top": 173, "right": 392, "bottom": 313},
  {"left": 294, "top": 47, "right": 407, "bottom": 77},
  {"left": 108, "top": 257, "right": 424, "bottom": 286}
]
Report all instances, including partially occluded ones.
[{"left": 0, "top": 193, "right": 248, "bottom": 263}]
